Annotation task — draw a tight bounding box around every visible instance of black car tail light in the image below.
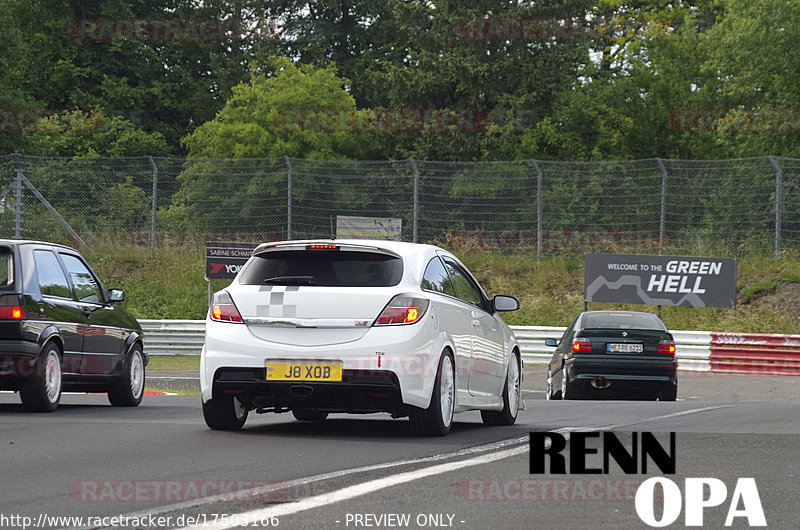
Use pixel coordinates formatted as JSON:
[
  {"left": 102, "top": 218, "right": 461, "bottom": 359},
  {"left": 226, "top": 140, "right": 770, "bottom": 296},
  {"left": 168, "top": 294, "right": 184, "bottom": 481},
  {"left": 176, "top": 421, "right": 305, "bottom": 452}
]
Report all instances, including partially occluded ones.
[
  {"left": 572, "top": 338, "right": 593, "bottom": 353},
  {"left": 0, "top": 294, "right": 24, "bottom": 320},
  {"left": 657, "top": 340, "right": 676, "bottom": 354}
]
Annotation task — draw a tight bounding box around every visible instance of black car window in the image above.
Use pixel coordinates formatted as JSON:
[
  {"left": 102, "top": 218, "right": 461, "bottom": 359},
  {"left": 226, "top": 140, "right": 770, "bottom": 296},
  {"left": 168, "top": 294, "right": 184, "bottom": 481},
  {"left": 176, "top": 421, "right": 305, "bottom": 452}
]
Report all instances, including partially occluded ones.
[
  {"left": 582, "top": 312, "right": 666, "bottom": 331},
  {"left": 0, "top": 248, "right": 12, "bottom": 288},
  {"left": 60, "top": 254, "right": 103, "bottom": 304},
  {"left": 239, "top": 250, "right": 403, "bottom": 287},
  {"left": 421, "top": 257, "right": 456, "bottom": 297},
  {"left": 442, "top": 259, "right": 483, "bottom": 308},
  {"left": 33, "top": 250, "right": 71, "bottom": 298}
]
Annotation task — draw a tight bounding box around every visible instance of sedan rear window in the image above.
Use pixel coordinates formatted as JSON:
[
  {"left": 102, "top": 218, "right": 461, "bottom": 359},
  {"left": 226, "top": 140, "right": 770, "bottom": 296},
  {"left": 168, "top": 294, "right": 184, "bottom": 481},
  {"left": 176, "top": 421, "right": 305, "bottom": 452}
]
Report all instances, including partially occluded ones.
[
  {"left": 239, "top": 250, "right": 403, "bottom": 287},
  {"left": 582, "top": 312, "right": 666, "bottom": 331}
]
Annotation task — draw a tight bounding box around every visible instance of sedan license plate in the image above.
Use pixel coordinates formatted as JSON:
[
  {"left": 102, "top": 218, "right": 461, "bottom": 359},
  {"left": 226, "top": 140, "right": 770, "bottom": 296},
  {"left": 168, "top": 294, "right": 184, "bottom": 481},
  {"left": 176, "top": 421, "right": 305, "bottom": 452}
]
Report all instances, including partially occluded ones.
[
  {"left": 266, "top": 362, "right": 342, "bottom": 382},
  {"left": 607, "top": 343, "right": 643, "bottom": 353}
]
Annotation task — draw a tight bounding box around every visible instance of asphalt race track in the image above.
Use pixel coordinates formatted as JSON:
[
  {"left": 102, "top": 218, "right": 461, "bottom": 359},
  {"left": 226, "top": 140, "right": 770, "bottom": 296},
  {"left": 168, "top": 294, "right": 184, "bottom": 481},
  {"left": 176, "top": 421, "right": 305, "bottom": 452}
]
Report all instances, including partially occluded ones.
[{"left": 1, "top": 366, "right": 798, "bottom": 530}]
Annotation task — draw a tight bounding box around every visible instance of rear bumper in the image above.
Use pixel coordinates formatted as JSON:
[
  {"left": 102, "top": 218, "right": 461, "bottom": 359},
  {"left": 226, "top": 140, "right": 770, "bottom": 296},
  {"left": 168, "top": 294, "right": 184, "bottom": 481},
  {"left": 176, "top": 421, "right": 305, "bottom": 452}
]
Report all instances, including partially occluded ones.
[
  {"left": 201, "top": 317, "right": 449, "bottom": 410},
  {"left": 211, "top": 367, "right": 405, "bottom": 414},
  {"left": 566, "top": 355, "right": 678, "bottom": 383},
  {"left": 0, "top": 341, "right": 40, "bottom": 388}
]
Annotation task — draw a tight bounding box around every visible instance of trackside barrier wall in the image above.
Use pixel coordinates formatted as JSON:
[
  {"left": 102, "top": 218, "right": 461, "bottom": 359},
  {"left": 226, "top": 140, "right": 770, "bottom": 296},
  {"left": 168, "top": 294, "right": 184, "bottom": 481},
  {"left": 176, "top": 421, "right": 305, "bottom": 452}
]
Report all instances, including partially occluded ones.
[
  {"left": 710, "top": 333, "right": 800, "bottom": 375},
  {"left": 141, "top": 321, "right": 800, "bottom": 375}
]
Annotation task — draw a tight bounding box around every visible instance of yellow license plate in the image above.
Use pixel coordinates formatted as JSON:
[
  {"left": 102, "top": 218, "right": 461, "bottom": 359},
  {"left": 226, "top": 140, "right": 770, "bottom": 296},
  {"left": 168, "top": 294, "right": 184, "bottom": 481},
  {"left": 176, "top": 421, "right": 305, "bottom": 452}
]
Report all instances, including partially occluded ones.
[{"left": 266, "top": 362, "right": 342, "bottom": 382}]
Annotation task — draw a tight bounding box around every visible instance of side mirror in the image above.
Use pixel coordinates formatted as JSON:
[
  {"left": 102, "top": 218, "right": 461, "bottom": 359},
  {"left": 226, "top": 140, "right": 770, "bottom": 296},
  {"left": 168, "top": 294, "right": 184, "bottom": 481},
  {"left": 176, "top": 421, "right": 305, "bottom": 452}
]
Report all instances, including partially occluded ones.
[
  {"left": 493, "top": 294, "right": 520, "bottom": 312},
  {"left": 545, "top": 338, "right": 558, "bottom": 347},
  {"left": 108, "top": 289, "right": 126, "bottom": 303}
]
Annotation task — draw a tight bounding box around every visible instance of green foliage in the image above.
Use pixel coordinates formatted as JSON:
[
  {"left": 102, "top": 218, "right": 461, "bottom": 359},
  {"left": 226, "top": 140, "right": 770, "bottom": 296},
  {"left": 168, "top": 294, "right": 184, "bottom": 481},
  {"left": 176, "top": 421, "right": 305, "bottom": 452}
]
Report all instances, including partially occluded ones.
[
  {"left": 740, "top": 279, "right": 780, "bottom": 304},
  {"left": 87, "top": 248, "right": 800, "bottom": 334},
  {"left": 181, "top": 58, "right": 377, "bottom": 159}
]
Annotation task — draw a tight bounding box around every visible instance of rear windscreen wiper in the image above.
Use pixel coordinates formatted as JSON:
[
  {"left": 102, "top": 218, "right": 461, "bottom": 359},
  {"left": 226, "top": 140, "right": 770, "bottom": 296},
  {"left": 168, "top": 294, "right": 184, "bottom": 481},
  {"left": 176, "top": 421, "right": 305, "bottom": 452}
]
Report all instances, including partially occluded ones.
[{"left": 263, "top": 275, "right": 316, "bottom": 285}]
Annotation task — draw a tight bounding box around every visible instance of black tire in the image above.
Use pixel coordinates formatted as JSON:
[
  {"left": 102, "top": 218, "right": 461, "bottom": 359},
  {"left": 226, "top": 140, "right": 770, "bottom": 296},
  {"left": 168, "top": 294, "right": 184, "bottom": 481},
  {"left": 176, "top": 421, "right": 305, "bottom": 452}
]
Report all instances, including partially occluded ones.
[
  {"left": 409, "top": 353, "right": 455, "bottom": 436},
  {"left": 20, "top": 343, "right": 62, "bottom": 412},
  {"left": 546, "top": 368, "right": 562, "bottom": 400},
  {"left": 562, "top": 366, "right": 581, "bottom": 400},
  {"left": 203, "top": 395, "right": 249, "bottom": 431},
  {"left": 482, "top": 353, "right": 521, "bottom": 426},
  {"left": 108, "top": 345, "right": 145, "bottom": 407},
  {"left": 659, "top": 381, "right": 678, "bottom": 401},
  {"left": 292, "top": 410, "right": 329, "bottom": 422}
]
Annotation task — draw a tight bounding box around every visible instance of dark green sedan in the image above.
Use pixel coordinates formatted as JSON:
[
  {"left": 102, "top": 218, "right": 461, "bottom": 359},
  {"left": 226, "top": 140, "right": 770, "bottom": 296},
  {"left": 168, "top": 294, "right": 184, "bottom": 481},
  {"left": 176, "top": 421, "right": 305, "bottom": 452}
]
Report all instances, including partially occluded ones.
[{"left": 545, "top": 311, "right": 677, "bottom": 401}]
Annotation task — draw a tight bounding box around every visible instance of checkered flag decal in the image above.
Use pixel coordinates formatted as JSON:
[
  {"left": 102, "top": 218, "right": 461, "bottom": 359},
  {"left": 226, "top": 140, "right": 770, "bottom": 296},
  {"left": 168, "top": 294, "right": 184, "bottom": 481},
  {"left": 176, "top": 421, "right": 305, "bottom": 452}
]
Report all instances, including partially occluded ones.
[{"left": 256, "top": 285, "right": 300, "bottom": 317}]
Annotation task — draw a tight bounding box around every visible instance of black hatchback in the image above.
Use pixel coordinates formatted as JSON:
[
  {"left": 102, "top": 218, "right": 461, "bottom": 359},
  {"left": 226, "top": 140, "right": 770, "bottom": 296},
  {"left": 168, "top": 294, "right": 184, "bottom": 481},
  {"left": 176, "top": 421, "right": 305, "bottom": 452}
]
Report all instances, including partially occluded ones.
[
  {"left": 0, "top": 240, "right": 145, "bottom": 411},
  {"left": 545, "top": 311, "right": 677, "bottom": 401}
]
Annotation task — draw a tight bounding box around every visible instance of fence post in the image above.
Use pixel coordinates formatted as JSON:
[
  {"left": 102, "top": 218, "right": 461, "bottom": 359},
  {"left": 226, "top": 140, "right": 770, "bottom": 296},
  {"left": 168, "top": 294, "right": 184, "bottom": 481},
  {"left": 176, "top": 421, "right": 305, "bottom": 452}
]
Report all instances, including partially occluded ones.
[
  {"left": 409, "top": 159, "right": 419, "bottom": 243},
  {"left": 284, "top": 156, "right": 292, "bottom": 240},
  {"left": 655, "top": 158, "right": 668, "bottom": 255},
  {"left": 766, "top": 156, "right": 782, "bottom": 259},
  {"left": 532, "top": 160, "right": 543, "bottom": 262},
  {"left": 148, "top": 156, "right": 158, "bottom": 257},
  {"left": 12, "top": 153, "right": 23, "bottom": 239}
]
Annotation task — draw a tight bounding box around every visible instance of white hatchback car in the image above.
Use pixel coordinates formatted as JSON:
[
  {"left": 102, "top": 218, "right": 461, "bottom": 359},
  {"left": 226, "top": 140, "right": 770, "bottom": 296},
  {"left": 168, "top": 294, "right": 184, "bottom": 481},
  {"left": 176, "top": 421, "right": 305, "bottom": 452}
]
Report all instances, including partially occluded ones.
[{"left": 200, "top": 240, "right": 522, "bottom": 436}]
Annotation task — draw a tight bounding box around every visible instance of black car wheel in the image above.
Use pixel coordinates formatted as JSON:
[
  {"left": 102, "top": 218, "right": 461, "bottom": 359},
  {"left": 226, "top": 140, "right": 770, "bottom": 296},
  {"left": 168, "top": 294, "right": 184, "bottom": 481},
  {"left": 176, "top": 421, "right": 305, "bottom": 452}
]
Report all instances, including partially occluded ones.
[
  {"left": 292, "top": 410, "right": 329, "bottom": 422},
  {"left": 20, "top": 343, "right": 62, "bottom": 412},
  {"left": 203, "top": 395, "right": 249, "bottom": 430},
  {"left": 562, "top": 366, "right": 581, "bottom": 400},
  {"left": 546, "top": 368, "right": 562, "bottom": 400},
  {"left": 108, "top": 345, "right": 145, "bottom": 407},
  {"left": 482, "top": 353, "right": 520, "bottom": 426},
  {"left": 659, "top": 382, "right": 678, "bottom": 401},
  {"left": 410, "top": 353, "right": 455, "bottom": 436}
]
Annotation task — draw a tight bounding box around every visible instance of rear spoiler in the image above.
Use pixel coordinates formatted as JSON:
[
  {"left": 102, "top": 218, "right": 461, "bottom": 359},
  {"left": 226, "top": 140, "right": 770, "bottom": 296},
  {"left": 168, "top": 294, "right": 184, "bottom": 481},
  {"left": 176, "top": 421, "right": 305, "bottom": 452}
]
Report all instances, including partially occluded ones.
[{"left": 253, "top": 241, "right": 402, "bottom": 259}]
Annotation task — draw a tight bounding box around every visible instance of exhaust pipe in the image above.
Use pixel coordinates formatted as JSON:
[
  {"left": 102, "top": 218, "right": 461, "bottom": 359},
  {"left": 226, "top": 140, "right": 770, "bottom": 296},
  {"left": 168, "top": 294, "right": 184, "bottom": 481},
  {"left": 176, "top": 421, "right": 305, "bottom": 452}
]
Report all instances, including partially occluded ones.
[{"left": 591, "top": 377, "right": 611, "bottom": 389}]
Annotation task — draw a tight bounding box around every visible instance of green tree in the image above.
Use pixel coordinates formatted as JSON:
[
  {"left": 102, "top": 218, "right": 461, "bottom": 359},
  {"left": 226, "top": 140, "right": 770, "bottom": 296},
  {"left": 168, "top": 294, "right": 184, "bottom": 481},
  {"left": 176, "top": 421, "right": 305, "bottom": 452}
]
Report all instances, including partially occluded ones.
[{"left": 165, "top": 59, "right": 378, "bottom": 230}]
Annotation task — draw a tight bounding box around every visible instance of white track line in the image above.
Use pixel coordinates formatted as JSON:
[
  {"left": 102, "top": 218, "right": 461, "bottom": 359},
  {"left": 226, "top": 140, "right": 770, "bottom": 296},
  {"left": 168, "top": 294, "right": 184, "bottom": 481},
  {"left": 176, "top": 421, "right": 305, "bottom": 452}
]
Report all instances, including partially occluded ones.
[
  {"left": 77, "top": 435, "right": 529, "bottom": 530},
  {"left": 179, "top": 444, "right": 530, "bottom": 529}
]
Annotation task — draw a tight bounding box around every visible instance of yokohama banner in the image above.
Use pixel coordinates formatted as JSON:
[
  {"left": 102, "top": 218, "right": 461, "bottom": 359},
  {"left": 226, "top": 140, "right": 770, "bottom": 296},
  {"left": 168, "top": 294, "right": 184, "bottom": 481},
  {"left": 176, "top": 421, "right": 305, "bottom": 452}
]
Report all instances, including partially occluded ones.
[
  {"left": 584, "top": 253, "right": 737, "bottom": 308},
  {"left": 205, "top": 241, "right": 258, "bottom": 279}
]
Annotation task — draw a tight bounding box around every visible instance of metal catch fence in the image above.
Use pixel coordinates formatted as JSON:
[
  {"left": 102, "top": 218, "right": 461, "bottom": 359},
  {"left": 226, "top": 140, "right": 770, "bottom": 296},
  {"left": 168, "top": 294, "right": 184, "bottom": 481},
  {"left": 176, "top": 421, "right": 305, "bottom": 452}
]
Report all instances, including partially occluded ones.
[{"left": 2, "top": 154, "right": 799, "bottom": 258}]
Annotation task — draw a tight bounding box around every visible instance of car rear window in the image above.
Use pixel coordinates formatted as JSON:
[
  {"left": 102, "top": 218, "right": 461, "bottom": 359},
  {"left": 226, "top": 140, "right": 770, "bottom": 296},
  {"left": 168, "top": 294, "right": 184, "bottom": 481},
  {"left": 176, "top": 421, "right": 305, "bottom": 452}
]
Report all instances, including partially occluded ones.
[
  {"left": 582, "top": 312, "right": 666, "bottom": 331},
  {"left": 239, "top": 250, "right": 403, "bottom": 287},
  {"left": 0, "top": 248, "right": 12, "bottom": 289}
]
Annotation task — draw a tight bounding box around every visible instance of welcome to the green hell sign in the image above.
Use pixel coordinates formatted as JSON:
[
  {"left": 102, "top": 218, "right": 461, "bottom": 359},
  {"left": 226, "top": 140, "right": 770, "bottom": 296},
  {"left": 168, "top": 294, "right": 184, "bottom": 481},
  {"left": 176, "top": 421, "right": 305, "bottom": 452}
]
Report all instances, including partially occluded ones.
[
  {"left": 77, "top": 231, "right": 285, "bottom": 251},
  {"left": 450, "top": 229, "right": 667, "bottom": 252}
]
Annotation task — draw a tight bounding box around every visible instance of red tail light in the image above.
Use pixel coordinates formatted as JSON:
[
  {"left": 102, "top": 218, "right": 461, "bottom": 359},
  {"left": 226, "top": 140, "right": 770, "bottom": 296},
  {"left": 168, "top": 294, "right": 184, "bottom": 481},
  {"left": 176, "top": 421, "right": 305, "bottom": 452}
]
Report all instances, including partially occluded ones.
[
  {"left": 374, "top": 295, "right": 430, "bottom": 326},
  {"left": 657, "top": 340, "right": 676, "bottom": 354},
  {"left": 0, "top": 306, "right": 25, "bottom": 319},
  {"left": 0, "top": 295, "right": 25, "bottom": 320},
  {"left": 210, "top": 291, "right": 243, "bottom": 323},
  {"left": 572, "top": 338, "right": 593, "bottom": 353}
]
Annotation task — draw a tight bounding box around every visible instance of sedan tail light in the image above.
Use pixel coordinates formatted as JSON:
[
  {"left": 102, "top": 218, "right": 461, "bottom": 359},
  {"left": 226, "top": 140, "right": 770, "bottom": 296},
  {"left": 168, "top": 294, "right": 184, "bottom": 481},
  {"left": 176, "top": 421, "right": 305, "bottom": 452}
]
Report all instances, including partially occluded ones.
[
  {"left": 572, "top": 338, "right": 593, "bottom": 353},
  {"left": 657, "top": 340, "right": 676, "bottom": 355},
  {"left": 0, "top": 295, "right": 25, "bottom": 320},
  {"left": 374, "top": 294, "right": 430, "bottom": 326},
  {"left": 210, "top": 291, "right": 243, "bottom": 323}
]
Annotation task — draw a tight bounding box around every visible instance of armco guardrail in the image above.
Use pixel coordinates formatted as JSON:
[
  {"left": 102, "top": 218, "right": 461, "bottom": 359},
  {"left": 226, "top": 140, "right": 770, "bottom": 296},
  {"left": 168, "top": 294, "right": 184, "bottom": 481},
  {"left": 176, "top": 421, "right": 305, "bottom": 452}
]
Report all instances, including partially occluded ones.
[
  {"left": 710, "top": 333, "right": 800, "bottom": 375},
  {"left": 140, "top": 321, "right": 799, "bottom": 375},
  {"left": 139, "top": 319, "right": 206, "bottom": 356}
]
